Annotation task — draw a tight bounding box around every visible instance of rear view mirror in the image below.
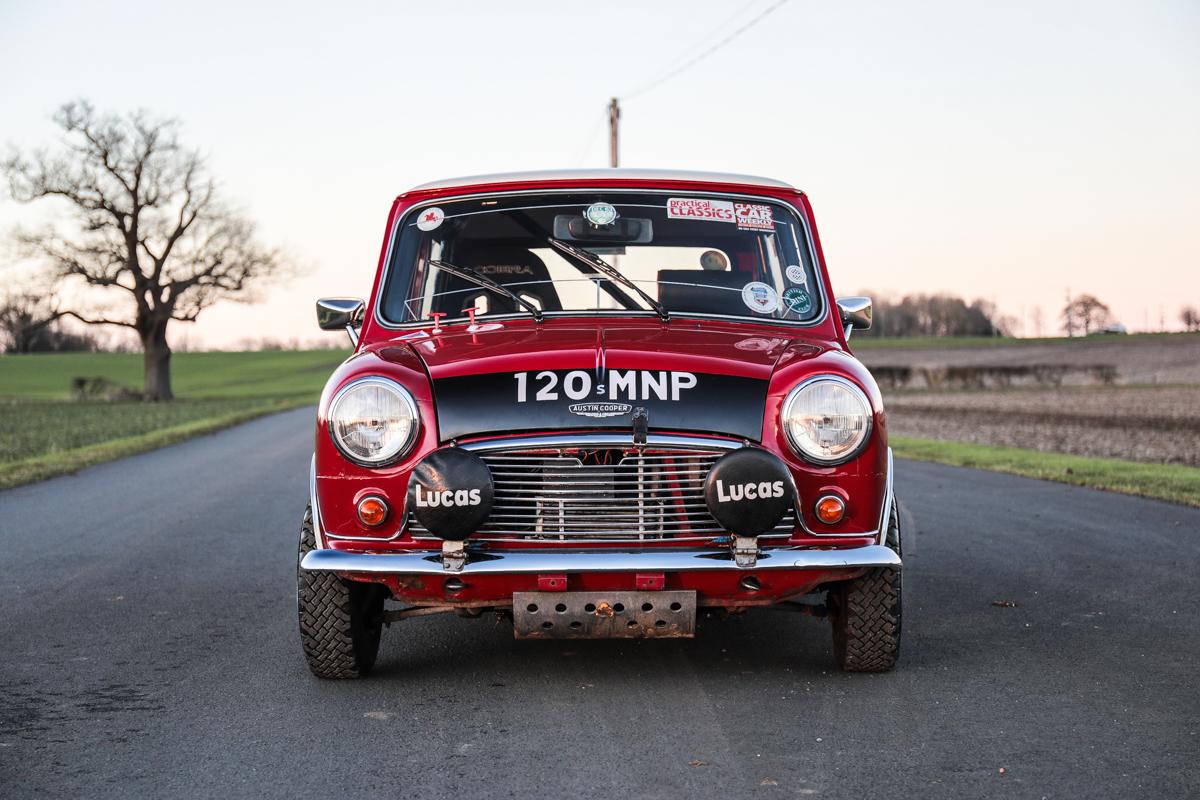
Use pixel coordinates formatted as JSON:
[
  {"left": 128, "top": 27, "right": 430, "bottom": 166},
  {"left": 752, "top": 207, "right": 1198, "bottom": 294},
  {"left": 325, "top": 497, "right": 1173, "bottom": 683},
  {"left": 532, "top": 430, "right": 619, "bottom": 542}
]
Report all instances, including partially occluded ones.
[
  {"left": 836, "top": 296, "right": 872, "bottom": 340},
  {"left": 317, "top": 297, "right": 365, "bottom": 346},
  {"left": 552, "top": 214, "right": 653, "bottom": 244}
]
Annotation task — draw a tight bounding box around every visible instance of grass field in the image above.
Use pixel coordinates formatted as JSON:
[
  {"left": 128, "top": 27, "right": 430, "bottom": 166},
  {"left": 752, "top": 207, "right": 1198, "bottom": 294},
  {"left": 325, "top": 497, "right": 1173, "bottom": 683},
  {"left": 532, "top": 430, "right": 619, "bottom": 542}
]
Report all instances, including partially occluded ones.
[
  {"left": 0, "top": 350, "right": 348, "bottom": 490},
  {"left": 892, "top": 435, "right": 1200, "bottom": 507},
  {"left": 0, "top": 350, "right": 349, "bottom": 399}
]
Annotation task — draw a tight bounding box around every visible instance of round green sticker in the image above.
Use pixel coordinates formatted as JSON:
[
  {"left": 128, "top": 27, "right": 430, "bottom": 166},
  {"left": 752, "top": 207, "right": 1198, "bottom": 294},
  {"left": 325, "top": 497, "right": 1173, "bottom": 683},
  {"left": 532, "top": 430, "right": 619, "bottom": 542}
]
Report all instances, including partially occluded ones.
[
  {"left": 584, "top": 201, "right": 618, "bottom": 227},
  {"left": 782, "top": 287, "right": 812, "bottom": 315}
]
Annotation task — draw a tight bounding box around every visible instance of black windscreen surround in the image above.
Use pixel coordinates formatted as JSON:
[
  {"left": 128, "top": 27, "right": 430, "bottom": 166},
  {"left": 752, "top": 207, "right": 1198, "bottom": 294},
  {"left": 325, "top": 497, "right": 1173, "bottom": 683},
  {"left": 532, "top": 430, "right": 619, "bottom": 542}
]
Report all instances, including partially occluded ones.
[{"left": 379, "top": 192, "right": 821, "bottom": 327}]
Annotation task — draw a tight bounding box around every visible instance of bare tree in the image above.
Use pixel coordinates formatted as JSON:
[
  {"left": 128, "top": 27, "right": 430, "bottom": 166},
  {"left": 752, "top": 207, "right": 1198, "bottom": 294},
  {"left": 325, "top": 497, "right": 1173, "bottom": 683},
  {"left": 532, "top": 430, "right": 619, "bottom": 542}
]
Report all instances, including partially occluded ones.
[
  {"left": 1031, "top": 306, "right": 1045, "bottom": 337},
  {"left": 4, "top": 101, "right": 284, "bottom": 400},
  {"left": 1062, "top": 294, "right": 1112, "bottom": 336},
  {"left": 0, "top": 291, "right": 62, "bottom": 353},
  {"left": 1181, "top": 306, "right": 1200, "bottom": 333}
]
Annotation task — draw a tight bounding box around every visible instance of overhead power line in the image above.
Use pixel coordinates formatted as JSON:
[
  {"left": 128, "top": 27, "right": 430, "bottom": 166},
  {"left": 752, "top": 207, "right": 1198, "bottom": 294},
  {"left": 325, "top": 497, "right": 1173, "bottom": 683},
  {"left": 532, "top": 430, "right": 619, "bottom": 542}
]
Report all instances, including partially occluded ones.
[
  {"left": 573, "top": 108, "right": 607, "bottom": 163},
  {"left": 623, "top": 0, "right": 791, "bottom": 101}
]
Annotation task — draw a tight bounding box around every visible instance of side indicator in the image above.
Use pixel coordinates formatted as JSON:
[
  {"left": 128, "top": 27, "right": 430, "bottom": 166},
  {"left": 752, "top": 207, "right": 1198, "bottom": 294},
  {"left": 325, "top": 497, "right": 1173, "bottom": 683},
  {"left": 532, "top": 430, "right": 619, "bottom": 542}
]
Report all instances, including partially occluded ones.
[
  {"left": 815, "top": 495, "right": 846, "bottom": 525},
  {"left": 357, "top": 496, "right": 390, "bottom": 527}
]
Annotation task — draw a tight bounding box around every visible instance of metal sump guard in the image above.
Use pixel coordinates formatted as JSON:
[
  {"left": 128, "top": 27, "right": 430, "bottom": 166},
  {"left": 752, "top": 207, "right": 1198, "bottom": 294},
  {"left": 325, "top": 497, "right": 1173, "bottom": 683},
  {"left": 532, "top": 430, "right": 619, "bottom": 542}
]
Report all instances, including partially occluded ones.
[{"left": 512, "top": 590, "right": 697, "bottom": 639}]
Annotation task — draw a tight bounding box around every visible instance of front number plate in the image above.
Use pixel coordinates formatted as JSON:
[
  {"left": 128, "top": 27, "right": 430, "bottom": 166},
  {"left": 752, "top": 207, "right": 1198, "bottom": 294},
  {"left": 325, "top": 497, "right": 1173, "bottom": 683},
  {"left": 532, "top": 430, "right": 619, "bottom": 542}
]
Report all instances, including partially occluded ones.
[{"left": 512, "top": 590, "right": 697, "bottom": 639}]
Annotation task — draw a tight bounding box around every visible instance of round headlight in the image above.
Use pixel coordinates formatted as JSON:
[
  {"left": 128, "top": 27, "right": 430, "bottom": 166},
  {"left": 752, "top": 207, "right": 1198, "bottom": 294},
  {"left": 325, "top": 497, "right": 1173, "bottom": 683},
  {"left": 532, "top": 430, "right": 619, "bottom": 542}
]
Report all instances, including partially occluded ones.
[
  {"left": 781, "top": 376, "right": 873, "bottom": 465},
  {"left": 327, "top": 377, "right": 419, "bottom": 466}
]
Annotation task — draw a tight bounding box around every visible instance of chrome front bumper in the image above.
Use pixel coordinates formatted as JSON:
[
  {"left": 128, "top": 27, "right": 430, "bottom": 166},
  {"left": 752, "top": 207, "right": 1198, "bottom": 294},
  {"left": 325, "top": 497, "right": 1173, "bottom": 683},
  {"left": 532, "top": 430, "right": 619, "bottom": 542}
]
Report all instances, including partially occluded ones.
[{"left": 299, "top": 544, "right": 901, "bottom": 576}]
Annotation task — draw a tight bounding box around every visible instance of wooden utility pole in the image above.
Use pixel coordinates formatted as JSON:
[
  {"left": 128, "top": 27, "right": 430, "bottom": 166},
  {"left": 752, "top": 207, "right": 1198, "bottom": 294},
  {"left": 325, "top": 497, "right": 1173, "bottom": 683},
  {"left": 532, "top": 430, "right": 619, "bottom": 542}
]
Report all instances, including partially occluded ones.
[{"left": 608, "top": 97, "right": 620, "bottom": 167}]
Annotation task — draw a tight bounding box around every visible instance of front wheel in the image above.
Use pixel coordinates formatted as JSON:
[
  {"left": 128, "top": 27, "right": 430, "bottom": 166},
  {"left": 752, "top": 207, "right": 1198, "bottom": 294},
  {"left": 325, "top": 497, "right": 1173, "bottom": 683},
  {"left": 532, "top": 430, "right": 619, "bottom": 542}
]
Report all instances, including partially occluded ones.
[
  {"left": 828, "top": 498, "right": 902, "bottom": 672},
  {"left": 297, "top": 505, "right": 386, "bottom": 679}
]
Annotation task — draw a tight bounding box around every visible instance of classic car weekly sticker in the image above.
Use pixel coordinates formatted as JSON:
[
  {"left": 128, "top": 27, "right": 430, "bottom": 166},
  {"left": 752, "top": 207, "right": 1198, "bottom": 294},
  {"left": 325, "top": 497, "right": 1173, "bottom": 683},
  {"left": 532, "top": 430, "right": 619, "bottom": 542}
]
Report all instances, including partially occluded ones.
[
  {"left": 734, "top": 203, "right": 774, "bottom": 231},
  {"left": 782, "top": 287, "right": 812, "bottom": 315},
  {"left": 785, "top": 264, "right": 807, "bottom": 285},
  {"left": 584, "top": 201, "right": 618, "bottom": 226},
  {"left": 416, "top": 206, "right": 445, "bottom": 231},
  {"left": 741, "top": 282, "right": 779, "bottom": 314},
  {"left": 667, "top": 197, "right": 735, "bottom": 223}
]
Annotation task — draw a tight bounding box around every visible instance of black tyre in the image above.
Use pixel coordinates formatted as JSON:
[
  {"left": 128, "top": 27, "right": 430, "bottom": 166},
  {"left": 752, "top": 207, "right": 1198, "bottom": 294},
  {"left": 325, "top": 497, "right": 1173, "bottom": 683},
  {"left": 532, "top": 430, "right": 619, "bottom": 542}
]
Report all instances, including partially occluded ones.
[
  {"left": 829, "top": 497, "right": 902, "bottom": 672},
  {"left": 297, "top": 505, "right": 386, "bottom": 679}
]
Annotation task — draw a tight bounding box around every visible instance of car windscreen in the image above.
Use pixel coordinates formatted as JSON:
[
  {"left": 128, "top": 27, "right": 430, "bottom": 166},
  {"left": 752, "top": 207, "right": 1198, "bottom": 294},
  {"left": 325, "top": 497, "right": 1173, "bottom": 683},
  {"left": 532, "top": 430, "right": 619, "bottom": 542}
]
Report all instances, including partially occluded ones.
[{"left": 378, "top": 192, "right": 822, "bottom": 326}]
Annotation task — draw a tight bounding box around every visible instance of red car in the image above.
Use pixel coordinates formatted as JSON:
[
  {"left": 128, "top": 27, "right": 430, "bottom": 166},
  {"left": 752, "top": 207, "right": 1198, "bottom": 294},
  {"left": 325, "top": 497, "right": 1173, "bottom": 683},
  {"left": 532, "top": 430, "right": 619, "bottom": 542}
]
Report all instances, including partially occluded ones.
[{"left": 300, "top": 169, "right": 900, "bottom": 677}]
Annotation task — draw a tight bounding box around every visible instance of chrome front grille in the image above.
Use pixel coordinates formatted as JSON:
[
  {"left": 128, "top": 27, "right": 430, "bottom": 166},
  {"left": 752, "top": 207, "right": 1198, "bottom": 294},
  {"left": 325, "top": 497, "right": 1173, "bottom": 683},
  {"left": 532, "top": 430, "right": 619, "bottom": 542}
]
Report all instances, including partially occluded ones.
[{"left": 410, "top": 442, "right": 796, "bottom": 543}]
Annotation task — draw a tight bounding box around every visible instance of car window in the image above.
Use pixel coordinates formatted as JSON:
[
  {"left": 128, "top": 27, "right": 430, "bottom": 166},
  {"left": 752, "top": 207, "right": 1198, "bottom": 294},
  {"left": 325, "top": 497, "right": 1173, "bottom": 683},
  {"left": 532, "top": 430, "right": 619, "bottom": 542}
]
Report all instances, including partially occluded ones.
[{"left": 379, "top": 192, "right": 821, "bottom": 326}]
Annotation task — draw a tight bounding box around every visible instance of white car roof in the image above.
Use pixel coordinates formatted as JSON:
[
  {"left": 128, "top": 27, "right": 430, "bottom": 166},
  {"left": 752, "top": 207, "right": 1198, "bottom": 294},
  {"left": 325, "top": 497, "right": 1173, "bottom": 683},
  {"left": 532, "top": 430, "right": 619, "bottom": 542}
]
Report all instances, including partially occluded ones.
[{"left": 409, "top": 168, "right": 796, "bottom": 192}]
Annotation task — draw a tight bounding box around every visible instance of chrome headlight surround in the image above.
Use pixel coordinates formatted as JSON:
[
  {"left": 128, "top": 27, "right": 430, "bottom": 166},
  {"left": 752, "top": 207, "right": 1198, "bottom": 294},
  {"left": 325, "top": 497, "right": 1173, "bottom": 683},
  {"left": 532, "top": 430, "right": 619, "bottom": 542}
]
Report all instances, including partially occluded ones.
[
  {"left": 327, "top": 376, "right": 420, "bottom": 467},
  {"left": 780, "top": 375, "right": 873, "bottom": 466}
]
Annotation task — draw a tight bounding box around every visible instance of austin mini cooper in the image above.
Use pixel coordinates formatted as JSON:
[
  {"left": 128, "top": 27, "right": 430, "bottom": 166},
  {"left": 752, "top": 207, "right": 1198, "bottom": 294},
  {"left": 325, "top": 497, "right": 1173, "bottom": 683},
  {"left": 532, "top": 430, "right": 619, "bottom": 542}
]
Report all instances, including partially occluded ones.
[{"left": 300, "top": 169, "right": 901, "bottom": 678}]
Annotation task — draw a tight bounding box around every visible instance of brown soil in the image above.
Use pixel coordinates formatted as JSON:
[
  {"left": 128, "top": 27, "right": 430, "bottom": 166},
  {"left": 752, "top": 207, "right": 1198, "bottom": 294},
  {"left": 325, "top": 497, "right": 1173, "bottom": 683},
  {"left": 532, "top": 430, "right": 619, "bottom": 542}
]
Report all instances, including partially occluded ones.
[
  {"left": 858, "top": 335, "right": 1200, "bottom": 385},
  {"left": 885, "top": 385, "right": 1200, "bottom": 466}
]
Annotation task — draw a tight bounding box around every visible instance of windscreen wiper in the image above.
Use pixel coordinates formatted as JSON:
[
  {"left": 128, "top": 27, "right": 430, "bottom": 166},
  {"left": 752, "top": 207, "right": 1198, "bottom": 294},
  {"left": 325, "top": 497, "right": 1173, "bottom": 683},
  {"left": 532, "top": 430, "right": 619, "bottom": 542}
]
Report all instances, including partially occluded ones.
[
  {"left": 429, "top": 259, "right": 544, "bottom": 323},
  {"left": 548, "top": 238, "right": 669, "bottom": 322}
]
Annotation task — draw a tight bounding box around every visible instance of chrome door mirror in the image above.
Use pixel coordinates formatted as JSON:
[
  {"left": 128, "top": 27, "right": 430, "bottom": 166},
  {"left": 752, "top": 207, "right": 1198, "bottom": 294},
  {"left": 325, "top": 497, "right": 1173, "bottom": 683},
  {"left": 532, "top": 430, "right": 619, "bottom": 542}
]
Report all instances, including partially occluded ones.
[
  {"left": 836, "top": 296, "right": 872, "bottom": 340},
  {"left": 316, "top": 298, "right": 365, "bottom": 346}
]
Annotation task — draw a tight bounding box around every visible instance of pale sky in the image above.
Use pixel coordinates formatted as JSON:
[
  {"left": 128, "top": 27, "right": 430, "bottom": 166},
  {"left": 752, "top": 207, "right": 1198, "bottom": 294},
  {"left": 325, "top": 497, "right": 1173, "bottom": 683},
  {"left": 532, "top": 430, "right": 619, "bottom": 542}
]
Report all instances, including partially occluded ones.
[{"left": 2, "top": 0, "right": 1198, "bottom": 347}]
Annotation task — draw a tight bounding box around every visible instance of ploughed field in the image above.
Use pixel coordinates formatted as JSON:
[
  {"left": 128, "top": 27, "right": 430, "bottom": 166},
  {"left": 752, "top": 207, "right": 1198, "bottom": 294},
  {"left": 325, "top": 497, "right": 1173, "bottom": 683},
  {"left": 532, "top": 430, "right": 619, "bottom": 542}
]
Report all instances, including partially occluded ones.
[
  {"left": 884, "top": 385, "right": 1200, "bottom": 466},
  {"left": 857, "top": 334, "right": 1200, "bottom": 466},
  {"left": 857, "top": 332, "right": 1200, "bottom": 387}
]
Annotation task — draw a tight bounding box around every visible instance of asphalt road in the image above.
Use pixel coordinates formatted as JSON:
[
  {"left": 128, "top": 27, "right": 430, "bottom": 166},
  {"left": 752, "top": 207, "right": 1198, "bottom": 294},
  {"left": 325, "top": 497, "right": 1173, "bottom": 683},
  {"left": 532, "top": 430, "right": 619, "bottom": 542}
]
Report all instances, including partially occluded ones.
[{"left": 2, "top": 407, "right": 1197, "bottom": 799}]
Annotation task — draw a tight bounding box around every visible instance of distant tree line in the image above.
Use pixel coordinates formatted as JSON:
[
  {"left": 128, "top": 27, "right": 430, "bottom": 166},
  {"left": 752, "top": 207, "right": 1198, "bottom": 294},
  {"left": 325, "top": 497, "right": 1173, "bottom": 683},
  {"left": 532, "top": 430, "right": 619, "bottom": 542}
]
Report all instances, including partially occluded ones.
[
  {"left": 858, "top": 293, "right": 1009, "bottom": 338},
  {"left": 0, "top": 292, "right": 101, "bottom": 353}
]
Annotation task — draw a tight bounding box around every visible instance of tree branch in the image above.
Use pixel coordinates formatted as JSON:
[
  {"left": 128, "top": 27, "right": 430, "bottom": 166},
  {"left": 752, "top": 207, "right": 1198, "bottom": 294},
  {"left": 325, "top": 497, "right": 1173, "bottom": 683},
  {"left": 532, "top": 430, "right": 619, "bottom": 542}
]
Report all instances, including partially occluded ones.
[{"left": 61, "top": 309, "right": 138, "bottom": 330}]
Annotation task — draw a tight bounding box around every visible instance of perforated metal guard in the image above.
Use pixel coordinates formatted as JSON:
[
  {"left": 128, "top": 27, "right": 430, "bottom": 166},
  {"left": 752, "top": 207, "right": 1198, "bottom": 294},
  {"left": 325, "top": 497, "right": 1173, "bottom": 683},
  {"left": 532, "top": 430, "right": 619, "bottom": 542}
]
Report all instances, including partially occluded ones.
[{"left": 512, "top": 591, "right": 697, "bottom": 639}]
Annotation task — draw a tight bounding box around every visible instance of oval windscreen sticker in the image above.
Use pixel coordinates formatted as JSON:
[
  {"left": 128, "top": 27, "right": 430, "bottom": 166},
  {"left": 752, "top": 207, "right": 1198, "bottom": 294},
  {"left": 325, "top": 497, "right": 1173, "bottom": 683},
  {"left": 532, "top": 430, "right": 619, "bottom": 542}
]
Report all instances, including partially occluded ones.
[
  {"left": 741, "top": 282, "right": 779, "bottom": 314},
  {"left": 416, "top": 207, "right": 445, "bottom": 231},
  {"left": 785, "top": 265, "right": 807, "bottom": 285}
]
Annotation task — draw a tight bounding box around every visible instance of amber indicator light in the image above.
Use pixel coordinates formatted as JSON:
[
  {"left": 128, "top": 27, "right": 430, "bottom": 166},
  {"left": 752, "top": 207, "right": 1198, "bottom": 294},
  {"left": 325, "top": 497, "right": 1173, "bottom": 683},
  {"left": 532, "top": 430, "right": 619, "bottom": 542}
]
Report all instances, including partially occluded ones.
[
  {"left": 357, "top": 496, "right": 389, "bottom": 527},
  {"left": 815, "top": 495, "right": 846, "bottom": 525}
]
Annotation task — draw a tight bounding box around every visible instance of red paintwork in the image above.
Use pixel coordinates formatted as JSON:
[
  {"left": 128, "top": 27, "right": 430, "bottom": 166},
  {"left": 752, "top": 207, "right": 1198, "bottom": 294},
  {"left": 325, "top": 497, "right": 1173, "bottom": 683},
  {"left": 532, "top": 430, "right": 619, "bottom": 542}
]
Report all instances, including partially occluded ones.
[
  {"left": 313, "top": 174, "right": 886, "bottom": 608},
  {"left": 349, "top": 566, "right": 867, "bottom": 608}
]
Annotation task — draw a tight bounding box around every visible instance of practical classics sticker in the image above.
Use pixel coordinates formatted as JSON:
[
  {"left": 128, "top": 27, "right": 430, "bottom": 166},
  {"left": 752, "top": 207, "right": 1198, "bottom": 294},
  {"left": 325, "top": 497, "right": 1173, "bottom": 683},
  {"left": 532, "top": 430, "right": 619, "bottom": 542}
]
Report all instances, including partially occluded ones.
[{"left": 667, "top": 197, "right": 735, "bottom": 223}]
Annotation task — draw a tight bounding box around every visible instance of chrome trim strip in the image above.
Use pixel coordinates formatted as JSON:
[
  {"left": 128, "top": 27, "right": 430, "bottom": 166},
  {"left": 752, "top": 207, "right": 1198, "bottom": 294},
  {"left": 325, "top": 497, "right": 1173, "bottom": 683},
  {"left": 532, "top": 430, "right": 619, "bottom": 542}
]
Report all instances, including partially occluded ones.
[
  {"left": 878, "top": 447, "right": 895, "bottom": 546},
  {"left": 301, "top": 543, "right": 900, "bottom": 575},
  {"left": 407, "top": 532, "right": 793, "bottom": 544},
  {"left": 372, "top": 188, "right": 829, "bottom": 333},
  {"left": 409, "top": 168, "right": 796, "bottom": 192},
  {"left": 325, "top": 529, "right": 406, "bottom": 542},
  {"left": 458, "top": 433, "right": 742, "bottom": 453},
  {"left": 309, "top": 455, "right": 325, "bottom": 549},
  {"left": 458, "top": 433, "right": 884, "bottom": 539}
]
